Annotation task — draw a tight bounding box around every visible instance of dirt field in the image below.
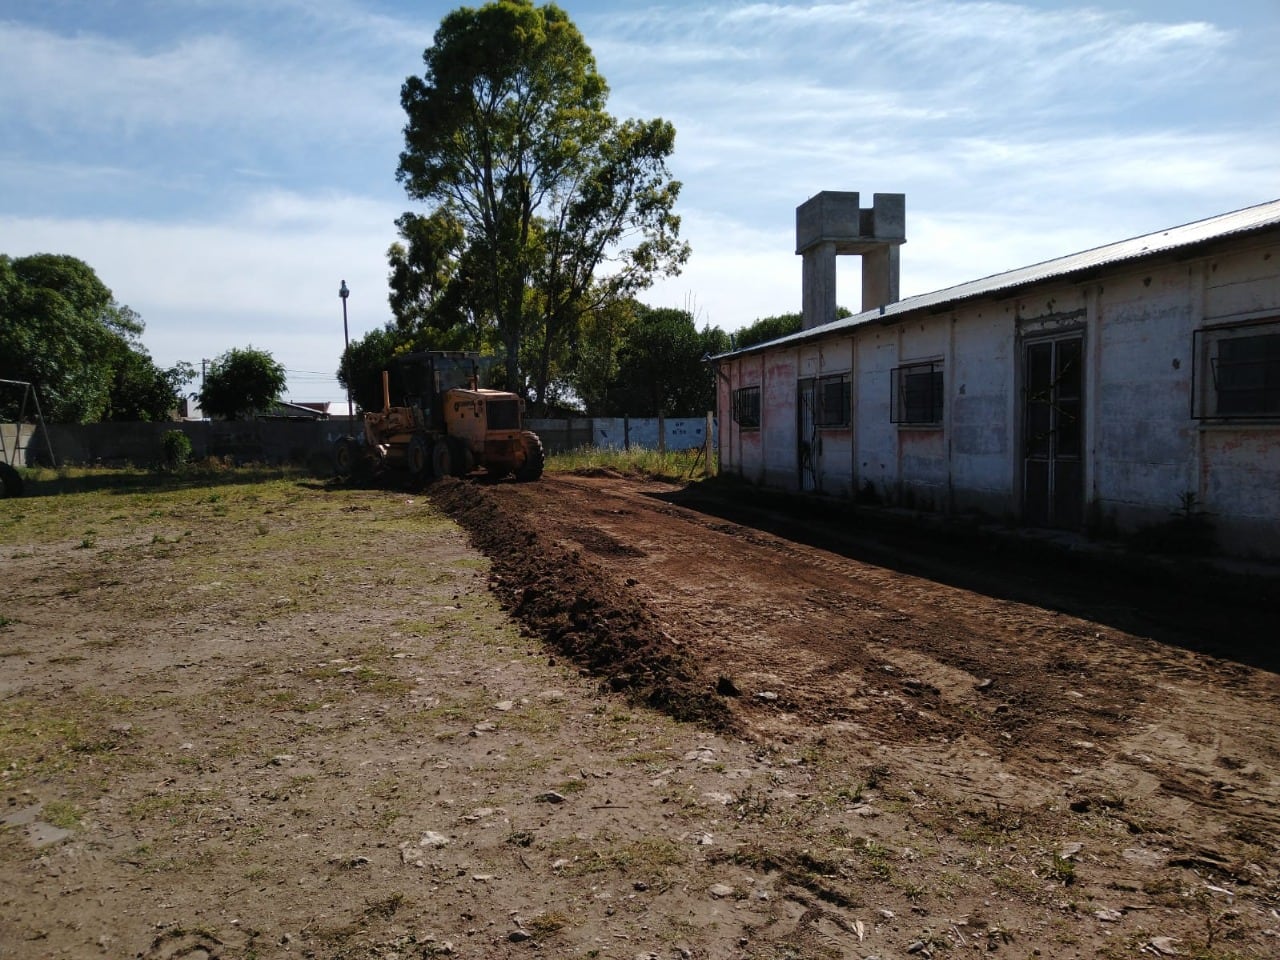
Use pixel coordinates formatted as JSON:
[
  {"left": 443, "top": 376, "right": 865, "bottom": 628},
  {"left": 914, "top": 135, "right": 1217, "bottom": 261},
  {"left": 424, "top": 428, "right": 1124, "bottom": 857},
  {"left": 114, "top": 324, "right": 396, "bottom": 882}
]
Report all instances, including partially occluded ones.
[{"left": 2, "top": 468, "right": 1278, "bottom": 960}]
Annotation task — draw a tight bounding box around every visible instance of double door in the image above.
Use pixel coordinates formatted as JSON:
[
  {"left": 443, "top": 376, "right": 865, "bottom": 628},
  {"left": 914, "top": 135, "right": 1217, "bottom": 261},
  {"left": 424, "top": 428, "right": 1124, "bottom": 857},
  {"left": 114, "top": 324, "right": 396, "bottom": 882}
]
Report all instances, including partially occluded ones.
[{"left": 1023, "top": 335, "right": 1084, "bottom": 528}]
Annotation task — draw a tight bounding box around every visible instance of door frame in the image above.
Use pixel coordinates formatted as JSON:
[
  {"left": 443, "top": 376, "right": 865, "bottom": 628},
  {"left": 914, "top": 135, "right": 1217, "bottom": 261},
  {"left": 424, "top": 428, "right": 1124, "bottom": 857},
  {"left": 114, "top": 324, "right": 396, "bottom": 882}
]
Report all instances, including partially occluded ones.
[
  {"left": 1020, "top": 330, "right": 1086, "bottom": 529},
  {"left": 797, "top": 377, "right": 818, "bottom": 492}
]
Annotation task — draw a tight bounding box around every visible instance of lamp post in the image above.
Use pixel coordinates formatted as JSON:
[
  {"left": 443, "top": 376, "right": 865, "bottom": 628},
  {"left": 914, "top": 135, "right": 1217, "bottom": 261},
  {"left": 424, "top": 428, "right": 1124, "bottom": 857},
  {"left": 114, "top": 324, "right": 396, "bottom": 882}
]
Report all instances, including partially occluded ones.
[{"left": 338, "top": 280, "right": 353, "bottom": 422}]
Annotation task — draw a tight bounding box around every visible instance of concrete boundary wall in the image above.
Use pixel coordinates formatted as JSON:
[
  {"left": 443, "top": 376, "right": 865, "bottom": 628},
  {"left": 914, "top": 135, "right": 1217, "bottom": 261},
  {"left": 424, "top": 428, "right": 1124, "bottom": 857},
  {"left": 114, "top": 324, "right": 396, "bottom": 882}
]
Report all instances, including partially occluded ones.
[
  {"left": 4, "top": 421, "right": 352, "bottom": 471},
  {"left": 527, "top": 417, "right": 716, "bottom": 454},
  {"left": 1, "top": 423, "right": 41, "bottom": 466},
  {"left": 3, "top": 416, "right": 718, "bottom": 468}
]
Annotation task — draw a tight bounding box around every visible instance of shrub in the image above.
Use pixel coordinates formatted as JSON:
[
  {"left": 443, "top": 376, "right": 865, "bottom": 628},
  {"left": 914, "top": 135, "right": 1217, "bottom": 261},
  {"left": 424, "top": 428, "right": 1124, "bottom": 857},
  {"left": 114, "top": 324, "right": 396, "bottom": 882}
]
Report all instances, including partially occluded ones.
[{"left": 161, "top": 430, "right": 193, "bottom": 471}]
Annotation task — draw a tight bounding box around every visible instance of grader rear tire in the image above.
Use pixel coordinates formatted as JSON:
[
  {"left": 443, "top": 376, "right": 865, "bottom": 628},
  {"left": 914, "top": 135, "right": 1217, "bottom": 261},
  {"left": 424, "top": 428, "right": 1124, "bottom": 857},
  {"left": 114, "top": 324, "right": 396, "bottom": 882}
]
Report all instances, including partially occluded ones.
[
  {"left": 514, "top": 431, "right": 544, "bottom": 482},
  {"left": 447, "top": 437, "right": 472, "bottom": 476},
  {"left": 406, "top": 434, "right": 431, "bottom": 483},
  {"left": 431, "top": 437, "right": 455, "bottom": 479}
]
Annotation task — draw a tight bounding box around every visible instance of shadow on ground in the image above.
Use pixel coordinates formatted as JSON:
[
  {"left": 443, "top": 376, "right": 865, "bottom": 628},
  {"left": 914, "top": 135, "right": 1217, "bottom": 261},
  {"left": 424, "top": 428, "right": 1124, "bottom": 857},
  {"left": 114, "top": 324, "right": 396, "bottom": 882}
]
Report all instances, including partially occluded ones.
[{"left": 656, "top": 476, "right": 1280, "bottom": 675}]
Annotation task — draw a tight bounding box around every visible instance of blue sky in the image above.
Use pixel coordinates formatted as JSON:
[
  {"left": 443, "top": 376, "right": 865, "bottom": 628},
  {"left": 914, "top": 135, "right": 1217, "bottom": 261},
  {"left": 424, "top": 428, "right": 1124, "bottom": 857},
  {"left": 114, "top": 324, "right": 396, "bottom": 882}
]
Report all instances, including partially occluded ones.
[{"left": 1, "top": 0, "right": 1277, "bottom": 405}]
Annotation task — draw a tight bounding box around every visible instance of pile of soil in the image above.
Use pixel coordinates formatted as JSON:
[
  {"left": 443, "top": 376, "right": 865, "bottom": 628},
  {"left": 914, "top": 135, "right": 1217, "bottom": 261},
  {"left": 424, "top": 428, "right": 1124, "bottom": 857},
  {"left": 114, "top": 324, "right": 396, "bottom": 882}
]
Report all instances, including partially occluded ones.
[{"left": 430, "top": 477, "right": 733, "bottom": 730}]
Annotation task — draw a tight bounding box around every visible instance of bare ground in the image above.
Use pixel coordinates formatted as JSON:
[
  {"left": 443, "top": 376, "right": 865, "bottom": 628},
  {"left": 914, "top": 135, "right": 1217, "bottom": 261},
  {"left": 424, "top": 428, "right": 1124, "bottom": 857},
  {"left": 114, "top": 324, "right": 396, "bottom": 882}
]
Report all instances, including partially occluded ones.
[{"left": 2, "top": 469, "right": 1278, "bottom": 960}]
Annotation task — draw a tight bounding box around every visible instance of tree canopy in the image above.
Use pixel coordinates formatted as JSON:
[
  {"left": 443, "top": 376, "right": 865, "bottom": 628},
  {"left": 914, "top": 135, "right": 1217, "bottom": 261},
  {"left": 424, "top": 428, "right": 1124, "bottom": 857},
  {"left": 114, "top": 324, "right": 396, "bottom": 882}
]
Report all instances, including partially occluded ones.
[
  {"left": 732, "top": 307, "right": 853, "bottom": 350},
  {"left": 198, "top": 347, "right": 286, "bottom": 420},
  {"left": 603, "top": 304, "right": 728, "bottom": 417},
  {"left": 0, "top": 253, "right": 191, "bottom": 423},
  {"left": 337, "top": 324, "right": 404, "bottom": 414},
  {"left": 395, "top": 0, "right": 689, "bottom": 409}
]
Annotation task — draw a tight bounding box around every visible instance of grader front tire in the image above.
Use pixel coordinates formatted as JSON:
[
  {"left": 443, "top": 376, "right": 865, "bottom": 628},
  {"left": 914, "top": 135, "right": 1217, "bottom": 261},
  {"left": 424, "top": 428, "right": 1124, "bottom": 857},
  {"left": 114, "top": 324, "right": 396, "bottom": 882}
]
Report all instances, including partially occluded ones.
[{"left": 514, "top": 431, "right": 544, "bottom": 482}]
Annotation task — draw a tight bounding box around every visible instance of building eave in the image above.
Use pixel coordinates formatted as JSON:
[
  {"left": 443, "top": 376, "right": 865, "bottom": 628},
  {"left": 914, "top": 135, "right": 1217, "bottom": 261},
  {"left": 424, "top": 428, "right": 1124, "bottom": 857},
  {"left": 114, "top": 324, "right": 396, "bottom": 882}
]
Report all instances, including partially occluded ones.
[{"left": 711, "top": 198, "right": 1280, "bottom": 362}]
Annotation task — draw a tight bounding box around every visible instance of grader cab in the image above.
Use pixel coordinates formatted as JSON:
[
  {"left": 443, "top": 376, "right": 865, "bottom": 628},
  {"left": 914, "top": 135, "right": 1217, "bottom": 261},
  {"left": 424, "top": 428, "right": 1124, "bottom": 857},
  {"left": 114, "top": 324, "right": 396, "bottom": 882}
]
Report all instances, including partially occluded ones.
[{"left": 333, "top": 351, "right": 544, "bottom": 484}]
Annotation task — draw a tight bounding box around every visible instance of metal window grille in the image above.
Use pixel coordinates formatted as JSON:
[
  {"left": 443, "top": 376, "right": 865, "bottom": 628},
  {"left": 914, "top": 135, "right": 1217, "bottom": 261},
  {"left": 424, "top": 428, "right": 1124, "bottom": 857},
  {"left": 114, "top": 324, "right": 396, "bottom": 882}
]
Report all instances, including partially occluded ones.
[
  {"left": 890, "top": 361, "right": 944, "bottom": 424},
  {"left": 1193, "top": 320, "right": 1280, "bottom": 419},
  {"left": 733, "top": 386, "right": 761, "bottom": 429},
  {"left": 814, "top": 374, "right": 851, "bottom": 427}
]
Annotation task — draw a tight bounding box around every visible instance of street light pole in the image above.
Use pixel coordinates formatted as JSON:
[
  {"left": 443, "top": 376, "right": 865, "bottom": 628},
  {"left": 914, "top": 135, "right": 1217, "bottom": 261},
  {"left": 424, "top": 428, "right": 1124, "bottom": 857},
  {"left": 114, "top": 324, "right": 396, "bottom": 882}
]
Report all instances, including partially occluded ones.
[{"left": 338, "top": 280, "right": 353, "bottom": 422}]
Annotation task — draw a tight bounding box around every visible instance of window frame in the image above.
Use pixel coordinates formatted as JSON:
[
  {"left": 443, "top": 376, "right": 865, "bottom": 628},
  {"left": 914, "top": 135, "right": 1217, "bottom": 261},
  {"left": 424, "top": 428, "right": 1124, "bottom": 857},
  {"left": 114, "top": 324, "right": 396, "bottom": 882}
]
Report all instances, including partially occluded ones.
[
  {"left": 1193, "top": 316, "right": 1280, "bottom": 421},
  {"left": 890, "top": 359, "right": 944, "bottom": 426},
  {"left": 813, "top": 372, "right": 851, "bottom": 428},
  {"left": 732, "top": 385, "right": 761, "bottom": 430}
]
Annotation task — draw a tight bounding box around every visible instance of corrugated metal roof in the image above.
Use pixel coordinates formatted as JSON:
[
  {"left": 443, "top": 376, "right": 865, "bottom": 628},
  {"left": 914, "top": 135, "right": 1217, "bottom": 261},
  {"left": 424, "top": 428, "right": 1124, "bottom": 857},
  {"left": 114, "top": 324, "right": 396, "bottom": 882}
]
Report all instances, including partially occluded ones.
[{"left": 717, "top": 198, "right": 1280, "bottom": 359}]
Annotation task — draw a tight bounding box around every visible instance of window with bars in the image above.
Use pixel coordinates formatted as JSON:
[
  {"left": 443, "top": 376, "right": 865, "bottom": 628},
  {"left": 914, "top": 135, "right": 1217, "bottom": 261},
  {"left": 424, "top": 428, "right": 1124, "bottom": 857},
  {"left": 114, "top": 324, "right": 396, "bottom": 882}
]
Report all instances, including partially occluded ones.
[
  {"left": 732, "top": 385, "right": 761, "bottom": 429},
  {"left": 1194, "top": 319, "right": 1280, "bottom": 419},
  {"left": 891, "top": 360, "right": 944, "bottom": 424},
  {"left": 814, "top": 373, "right": 851, "bottom": 427}
]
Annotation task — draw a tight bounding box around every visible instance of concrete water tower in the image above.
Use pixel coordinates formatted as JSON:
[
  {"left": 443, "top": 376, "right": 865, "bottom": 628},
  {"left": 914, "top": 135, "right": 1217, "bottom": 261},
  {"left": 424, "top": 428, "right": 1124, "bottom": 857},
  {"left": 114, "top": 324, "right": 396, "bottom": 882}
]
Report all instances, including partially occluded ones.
[{"left": 796, "top": 191, "right": 905, "bottom": 330}]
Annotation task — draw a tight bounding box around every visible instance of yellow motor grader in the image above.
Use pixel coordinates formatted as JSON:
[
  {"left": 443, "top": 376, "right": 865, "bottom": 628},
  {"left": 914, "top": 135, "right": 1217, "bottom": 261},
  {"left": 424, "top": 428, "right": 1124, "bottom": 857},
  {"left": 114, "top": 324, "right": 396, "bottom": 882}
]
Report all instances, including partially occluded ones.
[{"left": 333, "top": 351, "right": 543, "bottom": 484}]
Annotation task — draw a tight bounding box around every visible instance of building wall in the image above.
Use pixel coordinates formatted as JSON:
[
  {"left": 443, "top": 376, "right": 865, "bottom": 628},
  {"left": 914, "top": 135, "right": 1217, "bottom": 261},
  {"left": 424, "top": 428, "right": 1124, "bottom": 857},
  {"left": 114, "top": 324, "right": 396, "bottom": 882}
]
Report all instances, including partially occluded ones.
[
  {"left": 759, "top": 353, "right": 796, "bottom": 489},
  {"left": 719, "top": 231, "right": 1280, "bottom": 558},
  {"left": 1195, "top": 241, "right": 1280, "bottom": 555},
  {"left": 1092, "top": 267, "right": 1197, "bottom": 525},
  {"left": 814, "top": 339, "right": 854, "bottom": 497},
  {"left": 950, "top": 306, "right": 1015, "bottom": 515}
]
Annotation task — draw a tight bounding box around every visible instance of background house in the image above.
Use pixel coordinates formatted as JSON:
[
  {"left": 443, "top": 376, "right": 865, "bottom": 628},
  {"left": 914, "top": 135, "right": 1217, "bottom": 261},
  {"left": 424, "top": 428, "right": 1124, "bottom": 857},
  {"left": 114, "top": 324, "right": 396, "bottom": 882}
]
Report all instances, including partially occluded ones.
[{"left": 714, "top": 191, "right": 1280, "bottom": 559}]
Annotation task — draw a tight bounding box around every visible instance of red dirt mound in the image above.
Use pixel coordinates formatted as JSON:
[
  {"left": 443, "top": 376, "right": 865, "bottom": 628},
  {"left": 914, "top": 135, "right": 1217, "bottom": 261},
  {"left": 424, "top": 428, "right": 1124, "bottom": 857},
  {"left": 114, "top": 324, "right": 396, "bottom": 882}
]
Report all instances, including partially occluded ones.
[{"left": 429, "top": 478, "right": 734, "bottom": 730}]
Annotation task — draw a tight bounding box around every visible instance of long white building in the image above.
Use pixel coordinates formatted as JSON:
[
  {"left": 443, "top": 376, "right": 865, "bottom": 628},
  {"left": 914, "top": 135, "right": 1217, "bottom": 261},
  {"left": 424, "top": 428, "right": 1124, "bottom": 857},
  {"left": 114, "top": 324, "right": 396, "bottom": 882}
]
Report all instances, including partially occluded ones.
[{"left": 713, "top": 192, "right": 1280, "bottom": 559}]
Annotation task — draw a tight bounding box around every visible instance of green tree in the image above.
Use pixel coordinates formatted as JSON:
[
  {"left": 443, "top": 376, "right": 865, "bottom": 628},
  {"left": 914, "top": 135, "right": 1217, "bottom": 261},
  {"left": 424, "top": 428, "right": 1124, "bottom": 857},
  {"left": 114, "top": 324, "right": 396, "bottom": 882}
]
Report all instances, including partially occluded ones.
[
  {"left": 734, "top": 311, "right": 801, "bottom": 350},
  {"left": 606, "top": 305, "right": 726, "bottom": 417},
  {"left": 338, "top": 324, "right": 406, "bottom": 414},
  {"left": 0, "top": 253, "right": 186, "bottom": 422},
  {"left": 106, "top": 352, "right": 194, "bottom": 422},
  {"left": 566, "top": 297, "right": 636, "bottom": 415},
  {"left": 197, "top": 347, "right": 286, "bottom": 420},
  {"left": 733, "top": 307, "right": 852, "bottom": 350},
  {"left": 396, "top": 0, "right": 689, "bottom": 407},
  {"left": 386, "top": 210, "right": 479, "bottom": 348}
]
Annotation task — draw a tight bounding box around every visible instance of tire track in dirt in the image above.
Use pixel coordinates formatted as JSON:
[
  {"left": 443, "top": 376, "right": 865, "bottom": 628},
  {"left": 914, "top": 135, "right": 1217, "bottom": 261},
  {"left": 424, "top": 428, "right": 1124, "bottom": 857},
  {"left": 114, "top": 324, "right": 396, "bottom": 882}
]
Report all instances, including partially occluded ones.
[
  {"left": 433, "top": 470, "right": 1280, "bottom": 864},
  {"left": 477, "top": 474, "right": 1147, "bottom": 768}
]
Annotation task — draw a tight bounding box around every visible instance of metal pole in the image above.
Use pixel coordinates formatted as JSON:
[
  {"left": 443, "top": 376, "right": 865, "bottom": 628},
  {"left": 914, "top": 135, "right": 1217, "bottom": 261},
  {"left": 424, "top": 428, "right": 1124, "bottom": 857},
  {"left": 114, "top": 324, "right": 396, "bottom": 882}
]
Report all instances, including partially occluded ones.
[{"left": 339, "top": 280, "right": 353, "bottom": 422}]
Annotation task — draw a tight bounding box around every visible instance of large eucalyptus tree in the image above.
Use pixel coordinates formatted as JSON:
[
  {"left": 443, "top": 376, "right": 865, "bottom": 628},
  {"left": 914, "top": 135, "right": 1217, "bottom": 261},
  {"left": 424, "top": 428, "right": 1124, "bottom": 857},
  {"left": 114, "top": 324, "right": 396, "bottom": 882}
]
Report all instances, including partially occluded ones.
[{"left": 396, "top": 0, "right": 689, "bottom": 405}]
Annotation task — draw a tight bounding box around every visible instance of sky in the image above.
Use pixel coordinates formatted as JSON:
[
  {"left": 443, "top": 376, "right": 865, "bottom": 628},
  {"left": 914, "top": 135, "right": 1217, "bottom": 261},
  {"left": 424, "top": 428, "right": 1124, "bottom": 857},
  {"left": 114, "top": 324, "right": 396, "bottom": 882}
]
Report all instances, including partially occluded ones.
[{"left": 1, "top": 0, "right": 1277, "bottom": 405}]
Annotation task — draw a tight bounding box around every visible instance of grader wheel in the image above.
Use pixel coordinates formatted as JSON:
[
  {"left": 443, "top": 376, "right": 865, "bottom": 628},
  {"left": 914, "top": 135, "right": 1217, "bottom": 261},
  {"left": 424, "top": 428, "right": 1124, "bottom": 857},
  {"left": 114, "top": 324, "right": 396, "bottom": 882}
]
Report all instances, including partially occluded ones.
[
  {"left": 431, "top": 437, "right": 456, "bottom": 478},
  {"left": 333, "top": 437, "right": 360, "bottom": 481},
  {"left": 406, "top": 434, "right": 430, "bottom": 482},
  {"left": 514, "top": 431, "right": 544, "bottom": 482}
]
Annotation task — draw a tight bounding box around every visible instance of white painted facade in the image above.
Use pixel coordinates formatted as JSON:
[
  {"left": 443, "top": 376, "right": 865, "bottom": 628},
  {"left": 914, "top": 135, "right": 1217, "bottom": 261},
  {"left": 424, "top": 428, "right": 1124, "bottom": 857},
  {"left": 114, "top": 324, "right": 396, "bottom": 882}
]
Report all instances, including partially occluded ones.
[{"left": 716, "top": 197, "right": 1280, "bottom": 559}]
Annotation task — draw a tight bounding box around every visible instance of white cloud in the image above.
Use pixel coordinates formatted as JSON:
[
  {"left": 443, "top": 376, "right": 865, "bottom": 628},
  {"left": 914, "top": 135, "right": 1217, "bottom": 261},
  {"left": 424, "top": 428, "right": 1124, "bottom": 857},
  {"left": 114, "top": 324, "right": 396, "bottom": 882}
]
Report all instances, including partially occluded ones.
[
  {"left": 596, "top": 0, "right": 1231, "bottom": 129},
  {"left": 0, "top": 190, "right": 402, "bottom": 402},
  {"left": 2, "top": 0, "right": 1276, "bottom": 399},
  {"left": 0, "top": 20, "right": 403, "bottom": 149}
]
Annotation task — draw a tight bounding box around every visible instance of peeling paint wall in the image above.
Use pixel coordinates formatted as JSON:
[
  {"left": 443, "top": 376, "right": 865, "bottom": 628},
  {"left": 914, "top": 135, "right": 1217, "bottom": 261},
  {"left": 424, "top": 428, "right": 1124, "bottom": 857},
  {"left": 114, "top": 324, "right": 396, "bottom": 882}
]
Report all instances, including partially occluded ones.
[
  {"left": 762, "top": 353, "right": 798, "bottom": 489},
  {"left": 815, "top": 339, "right": 855, "bottom": 498},
  {"left": 950, "top": 307, "right": 1014, "bottom": 515},
  {"left": 1093, "top": 269, "right": 1197, "bottom": 521},
  {"left": 855, "top": 335, "right": 896, "bottom": 495}
]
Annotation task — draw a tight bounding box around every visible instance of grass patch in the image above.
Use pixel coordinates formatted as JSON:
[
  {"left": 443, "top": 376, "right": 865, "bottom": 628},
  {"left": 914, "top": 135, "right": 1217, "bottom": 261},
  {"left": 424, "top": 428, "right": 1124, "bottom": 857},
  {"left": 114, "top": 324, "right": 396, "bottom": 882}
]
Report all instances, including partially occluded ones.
[
  {"left": 0, "top": 699, "right": 137, "bottom": 783},
  {"left": 527, "top": 910, "right": 571, "bottom": 935},
  {"left": 42, "top": 800, "right": 83, "bottom": 830},
  {"left": 549, "top": 835, "right": 687, "bottom": 878},
  {"left": 546, "top": 444, "right": 713, "bottom": 483},
  {"left": 127, "top": 788, "right": 223, "bottom": 823}
]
